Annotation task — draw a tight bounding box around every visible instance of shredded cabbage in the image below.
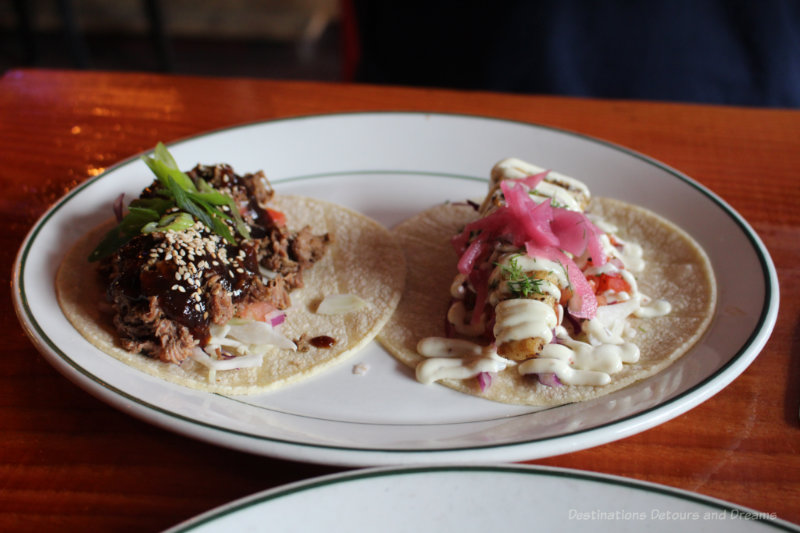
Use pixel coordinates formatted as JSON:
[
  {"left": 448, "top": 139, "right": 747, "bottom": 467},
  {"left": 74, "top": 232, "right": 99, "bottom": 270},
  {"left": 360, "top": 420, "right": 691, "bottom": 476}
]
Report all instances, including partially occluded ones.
[
  {"left": 191, "top": 318, "right": 296, "bottom": 382},
  {"left": 317, "top": 294, "right": 367, "bottom": 315}
]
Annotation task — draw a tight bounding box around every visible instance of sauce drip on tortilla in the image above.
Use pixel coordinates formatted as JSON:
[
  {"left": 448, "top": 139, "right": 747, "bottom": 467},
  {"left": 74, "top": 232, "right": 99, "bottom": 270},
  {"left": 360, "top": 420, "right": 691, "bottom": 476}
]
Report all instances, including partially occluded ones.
[{"left": 310, "top": 335, "right": 336, "bottom": 348}]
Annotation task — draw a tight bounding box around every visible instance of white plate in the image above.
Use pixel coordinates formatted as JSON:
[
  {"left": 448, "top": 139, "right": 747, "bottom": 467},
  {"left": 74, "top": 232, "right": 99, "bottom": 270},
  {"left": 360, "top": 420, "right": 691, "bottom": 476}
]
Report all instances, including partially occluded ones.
[
  {"left": 13, "top": 112, "right": 779, "bottom": 466},
  {"left": 165, "top": 465, "right": 797, "bottom": 532}
]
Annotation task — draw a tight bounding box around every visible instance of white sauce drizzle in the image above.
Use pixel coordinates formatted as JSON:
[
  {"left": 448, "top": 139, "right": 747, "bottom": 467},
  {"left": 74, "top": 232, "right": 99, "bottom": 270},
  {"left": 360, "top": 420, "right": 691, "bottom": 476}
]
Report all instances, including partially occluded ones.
[
  {"left": 591, "top": 218, "right": 618, "bottom": 234},
  {"left": 617, "top": 242, "right": 645, "bottom": 273},
  {"left": 415, "top": 334, "right": 641, "bottom": 387},
  {"left": 518, "top": 339, "right": 640, "bottom": 386},
  {"left": 492, "top": 158, "right": 590, "bottom": 202},
  {"left": 447, "top": 301, "right": 486, "bottom": 336},
  {"left": 585, "top": 300, "right": 638, "bottom": 345},
  {"left": 483, "top": 157, "right": 590, "bottom": 214},
  {"left": 635, "top": 298, "right": 672, "bottom": 318},
  {"left": 493, "top": 298, "right": 557, "bottom": 346},
  {"left": 529, "top": 182, "right": 582, "bottom": 211},
  {"left": 450, "top": 273, "right": 468, "bottom": 299},
  {"left": 415, "top": 337, "right": 512, "bottom": 384}
]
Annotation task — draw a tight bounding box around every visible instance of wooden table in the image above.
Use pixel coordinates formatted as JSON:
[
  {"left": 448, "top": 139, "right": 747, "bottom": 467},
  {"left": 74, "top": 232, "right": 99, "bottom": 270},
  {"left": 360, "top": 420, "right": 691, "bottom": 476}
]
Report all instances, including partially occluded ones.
[{"left": 1, "top": 69, "right": 798, "bottom": 531}]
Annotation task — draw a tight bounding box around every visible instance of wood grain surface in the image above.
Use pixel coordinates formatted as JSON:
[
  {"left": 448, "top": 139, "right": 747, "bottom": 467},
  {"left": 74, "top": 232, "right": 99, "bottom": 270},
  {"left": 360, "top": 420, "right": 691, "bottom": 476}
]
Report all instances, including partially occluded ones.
[{"left": 1, "top": 69, "right": 798, "bottom": 531}]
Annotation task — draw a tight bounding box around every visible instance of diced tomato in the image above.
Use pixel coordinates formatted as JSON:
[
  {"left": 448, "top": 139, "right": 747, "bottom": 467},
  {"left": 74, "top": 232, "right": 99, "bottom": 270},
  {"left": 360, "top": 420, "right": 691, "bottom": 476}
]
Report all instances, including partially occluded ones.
[
  {"left": 603, "top": 274, "right": 631, "bottom": 293},
  {"left": 586, "top": 273, "right": 631, "bottom": 295},
  {"left": 238, "top": 301, "right": 276, "bottom": 322},
  {"left": 559, "top": 286, "right": 573, "bottom": 307},
  {"left": 266, "top": 208, "right": 287, "bottom": 226}
]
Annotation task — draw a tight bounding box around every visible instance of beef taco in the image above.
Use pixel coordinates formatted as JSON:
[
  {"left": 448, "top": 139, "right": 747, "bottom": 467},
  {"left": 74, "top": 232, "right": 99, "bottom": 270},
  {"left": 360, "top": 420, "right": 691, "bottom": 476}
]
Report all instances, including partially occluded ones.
[
  {"left": 377, "top": 158, "right": 716, "bottom": 406},
  {"left": 57, "top": 144, "right": 405, "bottom": 394}
]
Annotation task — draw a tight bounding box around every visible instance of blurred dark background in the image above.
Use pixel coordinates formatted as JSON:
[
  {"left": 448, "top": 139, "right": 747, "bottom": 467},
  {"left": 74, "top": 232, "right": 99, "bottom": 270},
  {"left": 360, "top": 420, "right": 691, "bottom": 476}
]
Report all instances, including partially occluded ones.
[
  {"left": 0, "top": 0, "right": 344, "bottom": 80},
  {"left": 2, "top": 0, "right": 799, "bottom": 107}
]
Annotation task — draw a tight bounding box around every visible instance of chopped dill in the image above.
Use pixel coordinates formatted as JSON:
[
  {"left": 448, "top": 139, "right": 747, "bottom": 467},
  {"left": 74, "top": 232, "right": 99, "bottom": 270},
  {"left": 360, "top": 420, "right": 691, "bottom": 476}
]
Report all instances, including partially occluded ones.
[{"left": 500, "top": 255, "right": 544, "bottom": 298}]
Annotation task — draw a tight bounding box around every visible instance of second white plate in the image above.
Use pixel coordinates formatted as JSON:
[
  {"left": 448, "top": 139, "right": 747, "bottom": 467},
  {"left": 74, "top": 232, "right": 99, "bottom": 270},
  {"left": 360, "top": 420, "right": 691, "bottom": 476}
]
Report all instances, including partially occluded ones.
[{"left": 166, "top": 465, "right": 797, "bottom": 532}]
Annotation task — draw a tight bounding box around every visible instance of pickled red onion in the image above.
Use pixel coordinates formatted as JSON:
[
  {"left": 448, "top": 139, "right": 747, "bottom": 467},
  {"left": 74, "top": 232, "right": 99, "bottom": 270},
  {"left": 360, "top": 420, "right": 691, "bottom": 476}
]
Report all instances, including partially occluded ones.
[
  {"left": 477, "top": 371, "right": 492, "bottom": 391},
  {"left": 452, "top": 207, "right": 514, "bottom": 254},
  {"left": 269, "top": 312, "right": 285, "bottom": 327},
  {"left": 457, "top": 238, "right": 488, "bottom": 276},
  {"left": 525, "top": 242, "right": 598, "bottom": 319},
  {"left": 500, "top": 180, "right": 559, "bottom": 248},
  {"left": 537, "top": 372, "right": 562, "bottom": 388},
  {"left": 510, "top": 170, "right": 549, "bottom": 190},
  {"left": 452, "top": 178, "right": 602, "bottom": 321},
  {"left": 551, "top": 208, "right": 607, "bottom": 265}
]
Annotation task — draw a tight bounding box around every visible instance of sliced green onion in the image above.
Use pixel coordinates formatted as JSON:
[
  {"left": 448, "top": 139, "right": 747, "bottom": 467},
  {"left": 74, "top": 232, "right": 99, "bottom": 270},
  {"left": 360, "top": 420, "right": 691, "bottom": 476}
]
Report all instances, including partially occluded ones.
[
  {"left": 89, "top": 142, "right": 253, "bottom": 260},
  {"left": 141, "top": 212, "right": 195, "bottom": 234},
  {"left": 88, "top": 207, "right": 160, "bottom": 261},
  {"left": 154, "top": 141, "right": 180, "bottom": 170}
]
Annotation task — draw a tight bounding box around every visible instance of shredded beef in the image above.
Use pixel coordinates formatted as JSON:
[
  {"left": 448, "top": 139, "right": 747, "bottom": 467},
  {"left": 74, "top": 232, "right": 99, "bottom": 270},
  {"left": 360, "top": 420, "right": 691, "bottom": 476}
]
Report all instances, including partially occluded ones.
[
  {"left": 153, "top": 319, "right": 196, "bottom": 364},
  {"left": 206, "top": 274, "right": 235, "bottom": 326},
  {"left": 258, "top": 226, "right": 331, "bottom": 290},
  {"left": 291, "top": 226, "right": 330, "bottom": 268},
  {"left": 103, "top": 163, "right": 330, "bottom": 364},
  {"left": 112, "top": 296, "right": 196, "bottom": 364},
  {"left": 263, "top": 276, "right": 292, "bottom": 309}
]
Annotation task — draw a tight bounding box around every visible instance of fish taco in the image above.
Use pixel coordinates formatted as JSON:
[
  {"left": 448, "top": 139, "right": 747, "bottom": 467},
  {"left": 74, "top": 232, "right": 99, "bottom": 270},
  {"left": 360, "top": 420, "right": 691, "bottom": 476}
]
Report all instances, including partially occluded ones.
[
  {"left": 378, "top": 157, "right": 716, "bottom": 406},
  {"left": 57, "top": 144, "right": 405, "bottom": 394}
]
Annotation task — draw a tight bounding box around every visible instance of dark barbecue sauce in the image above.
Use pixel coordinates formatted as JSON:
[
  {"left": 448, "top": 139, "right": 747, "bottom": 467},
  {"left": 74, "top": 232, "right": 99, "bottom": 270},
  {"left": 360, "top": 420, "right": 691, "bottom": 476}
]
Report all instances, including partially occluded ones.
[
  {"left": 310, "top": 335, "right": 336, "bottom": 348},
  {"left": 102, "top": 162, "right": 330, "bottom": 364},
  {"left": 109, "top": 223, "right": 261, "bottom": 343}
]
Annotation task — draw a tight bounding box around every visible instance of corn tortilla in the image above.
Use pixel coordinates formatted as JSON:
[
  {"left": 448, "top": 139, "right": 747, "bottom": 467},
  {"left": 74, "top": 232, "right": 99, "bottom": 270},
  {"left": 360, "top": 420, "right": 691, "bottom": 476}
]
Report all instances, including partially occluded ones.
[
  {"left": 377, "top": 197, "right": 716, "bottom": 406},
  {"left": 57, "top": 195, "right": 406, "bottom": 395}
]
